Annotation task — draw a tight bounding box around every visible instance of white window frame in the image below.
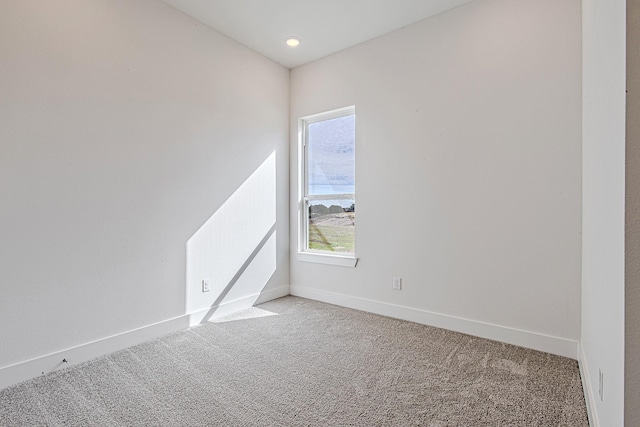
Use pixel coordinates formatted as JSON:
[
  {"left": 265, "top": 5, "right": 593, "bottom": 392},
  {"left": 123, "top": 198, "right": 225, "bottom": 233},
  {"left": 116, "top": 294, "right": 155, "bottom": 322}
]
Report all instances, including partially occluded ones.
[{"left": 297, "top": 106, "right": 358, "bottom": 267}]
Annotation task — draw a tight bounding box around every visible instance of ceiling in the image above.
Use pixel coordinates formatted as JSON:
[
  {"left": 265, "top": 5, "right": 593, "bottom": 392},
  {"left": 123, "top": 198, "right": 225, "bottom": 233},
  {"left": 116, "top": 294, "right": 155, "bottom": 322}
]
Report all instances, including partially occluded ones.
[{"left": 160, "top": 0, "right": 474, "bottom": 69}]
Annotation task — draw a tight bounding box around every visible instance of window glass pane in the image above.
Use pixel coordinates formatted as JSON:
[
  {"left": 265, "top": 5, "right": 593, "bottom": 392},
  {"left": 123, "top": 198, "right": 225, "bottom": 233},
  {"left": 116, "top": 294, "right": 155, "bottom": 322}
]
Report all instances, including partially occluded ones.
[
  {"left": 308, "top": 200, "right": 355, "bottom": 253},
  {"left": 308, "top": 115, "right": 355, "bottom": 196}
]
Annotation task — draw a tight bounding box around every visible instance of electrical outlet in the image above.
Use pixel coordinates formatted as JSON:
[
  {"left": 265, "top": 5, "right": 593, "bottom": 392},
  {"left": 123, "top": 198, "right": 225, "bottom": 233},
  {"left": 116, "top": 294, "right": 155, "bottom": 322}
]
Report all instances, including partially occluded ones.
[
  {"left": 202, "top": 279, "right": 211, "bottom": 293},
  {"left": 598, "top": 369, "right": 604, "bottom": 401},
  {"left": 392, "top": 277, "right": 402, "bottom": 290}
]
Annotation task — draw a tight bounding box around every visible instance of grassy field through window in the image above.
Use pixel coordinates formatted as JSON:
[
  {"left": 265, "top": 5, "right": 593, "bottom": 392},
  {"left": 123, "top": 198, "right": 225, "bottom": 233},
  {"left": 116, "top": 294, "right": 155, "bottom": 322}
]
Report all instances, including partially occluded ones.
[{"left": 308, "top": 211, "right": 355, "bottom": 253}]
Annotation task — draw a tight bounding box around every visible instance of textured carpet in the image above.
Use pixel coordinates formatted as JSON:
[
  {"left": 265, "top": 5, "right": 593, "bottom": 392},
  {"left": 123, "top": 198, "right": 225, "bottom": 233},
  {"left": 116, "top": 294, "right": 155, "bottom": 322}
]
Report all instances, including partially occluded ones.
[{"left": 0, "top": 296, "right": 588, "bottom": 426}]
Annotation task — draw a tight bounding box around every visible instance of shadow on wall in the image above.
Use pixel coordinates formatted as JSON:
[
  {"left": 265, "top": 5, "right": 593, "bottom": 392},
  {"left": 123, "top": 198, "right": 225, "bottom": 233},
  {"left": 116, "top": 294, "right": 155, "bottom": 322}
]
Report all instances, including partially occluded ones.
[{"left": 186, "top": 151, "right": 277, "bottom": 323}]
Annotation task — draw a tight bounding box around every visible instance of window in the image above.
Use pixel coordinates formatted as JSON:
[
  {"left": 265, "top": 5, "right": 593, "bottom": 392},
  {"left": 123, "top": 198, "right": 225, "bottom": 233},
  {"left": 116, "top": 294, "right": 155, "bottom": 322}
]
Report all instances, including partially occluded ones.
[{"left": 298, "top": 106, "right": 357, "bottom": 267}]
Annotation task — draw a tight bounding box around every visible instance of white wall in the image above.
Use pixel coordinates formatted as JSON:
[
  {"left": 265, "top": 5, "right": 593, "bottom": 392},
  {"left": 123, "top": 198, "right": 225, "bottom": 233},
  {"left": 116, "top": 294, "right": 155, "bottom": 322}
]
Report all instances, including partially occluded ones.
[
  {"left": 626, "top": 0, "right": 640, "bottom": 424},
  {"left": 581, "top": 0, "right": 627, "bottom": 425},
  {"left": 0, "top": 0, "right": 289, "bottom": 376},
  {"left": 290, "top": 0, "right": 582, "bottom": 358}
]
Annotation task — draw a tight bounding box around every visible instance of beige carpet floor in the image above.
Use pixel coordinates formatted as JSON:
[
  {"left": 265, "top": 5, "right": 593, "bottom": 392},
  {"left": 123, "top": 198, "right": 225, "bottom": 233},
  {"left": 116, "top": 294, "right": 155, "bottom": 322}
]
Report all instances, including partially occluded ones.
[{"left": 0, "top": 296, "right": 589, "bottom": 426}]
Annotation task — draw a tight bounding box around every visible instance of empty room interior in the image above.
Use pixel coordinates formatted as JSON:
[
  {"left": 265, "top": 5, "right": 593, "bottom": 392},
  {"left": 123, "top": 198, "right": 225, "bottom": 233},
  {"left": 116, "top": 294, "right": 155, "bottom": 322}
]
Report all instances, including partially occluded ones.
[{"left": 0, "top": 0, "right": 638, "bottom": 425}]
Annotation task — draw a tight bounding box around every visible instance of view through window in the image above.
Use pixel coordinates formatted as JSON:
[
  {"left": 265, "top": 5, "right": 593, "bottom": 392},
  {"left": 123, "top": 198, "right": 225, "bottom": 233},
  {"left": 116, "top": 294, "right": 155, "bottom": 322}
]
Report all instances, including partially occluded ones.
[{"left": 302, "top": 107, "right": 355, "bottom": 255}]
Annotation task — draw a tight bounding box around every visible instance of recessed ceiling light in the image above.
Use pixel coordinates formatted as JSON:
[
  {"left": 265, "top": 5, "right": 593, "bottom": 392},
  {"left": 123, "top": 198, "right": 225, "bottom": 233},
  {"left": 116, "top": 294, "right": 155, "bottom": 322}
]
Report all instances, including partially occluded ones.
[{"left": 286, "top": 37, "right": 300, "bottom": 47}]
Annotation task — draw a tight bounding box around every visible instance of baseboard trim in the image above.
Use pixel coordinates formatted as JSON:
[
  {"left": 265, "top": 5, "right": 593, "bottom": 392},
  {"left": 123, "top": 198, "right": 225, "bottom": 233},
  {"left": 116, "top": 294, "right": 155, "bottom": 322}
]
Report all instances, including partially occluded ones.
[
  {"left": 0, "top": 314, "right": 190, "bottom": 392},
  {"left": 290, "top": 285, "right": 578, "bottom": 360},
  {"left": 0, "top": 285, "right": 290, "bottom": 391},
  {"left": 578, "top": 343, "right": 599, "bottom": 427}
]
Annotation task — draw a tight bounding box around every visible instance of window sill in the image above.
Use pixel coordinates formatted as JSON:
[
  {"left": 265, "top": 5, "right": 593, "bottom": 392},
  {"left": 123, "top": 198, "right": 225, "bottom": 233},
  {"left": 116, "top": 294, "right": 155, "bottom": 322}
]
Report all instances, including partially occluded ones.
[{"left": 297, "top": 252, "right": 358, "bottom": 268}]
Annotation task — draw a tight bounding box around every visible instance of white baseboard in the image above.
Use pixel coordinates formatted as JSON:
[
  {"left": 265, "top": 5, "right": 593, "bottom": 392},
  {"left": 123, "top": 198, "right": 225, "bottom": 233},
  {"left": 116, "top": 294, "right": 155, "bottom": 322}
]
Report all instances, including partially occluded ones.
[
  {"left": 578, "top": 343, "right": 599, "bottom": 427},
  {"left": 0, "top": 285, "right": 290, "bottom": 391},
  {"left": 290, "top": 285, "right": 578, "bottom": 360},
  {"left": 0, "top": 314, "right": 190, "bottom": 391}
]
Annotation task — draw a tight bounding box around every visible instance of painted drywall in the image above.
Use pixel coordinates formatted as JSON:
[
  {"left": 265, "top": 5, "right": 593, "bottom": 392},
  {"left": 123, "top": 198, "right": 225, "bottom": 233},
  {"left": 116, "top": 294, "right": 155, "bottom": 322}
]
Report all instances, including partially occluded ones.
[
  {"left": 290, "top": 0, "right": 582, "bottom": 354},
  {"left": 0, "top": 0, "right": 289, "bottom": 370},
  {"left": 581, "top": 0, "right": 627, "bottom": 424},
  {"left": 627, "top": 0, "right": 640, "bottom": 424}
]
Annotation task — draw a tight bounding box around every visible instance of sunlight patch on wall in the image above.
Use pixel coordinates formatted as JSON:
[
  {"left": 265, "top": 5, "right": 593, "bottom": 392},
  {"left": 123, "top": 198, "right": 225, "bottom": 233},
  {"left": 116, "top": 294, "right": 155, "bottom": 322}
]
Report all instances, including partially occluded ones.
[{"left": 186, "top": 152, "right": 277, "bottom": 315}]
